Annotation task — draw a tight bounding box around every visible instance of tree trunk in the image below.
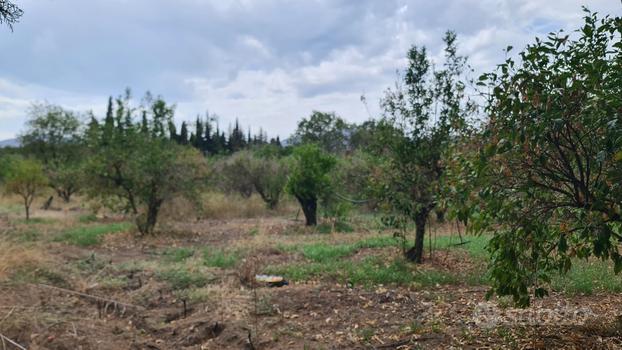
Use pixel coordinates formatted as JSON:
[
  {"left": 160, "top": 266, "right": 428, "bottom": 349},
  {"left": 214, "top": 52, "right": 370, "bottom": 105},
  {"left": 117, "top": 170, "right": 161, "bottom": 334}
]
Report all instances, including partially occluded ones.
[
  {"left": 435, "top": 208, "right": 445, "bottom": 223},
  {"left": 296, "top": 195, "right": 317, "bottom": 226},
  {"left": 405, "top": 209, "right": 429, "bottom": 263},
  {"left": 25, "top": 202, "right": 30, "bottom": 221},
  {"left": 137, "top": 200, "right": 162, "bottom": 235},
  {"left": 58, "top": 189, "right": 73, "bottom": 203},
  {"left": 42, "top": 196, "right": 54, "bottom": 210}
]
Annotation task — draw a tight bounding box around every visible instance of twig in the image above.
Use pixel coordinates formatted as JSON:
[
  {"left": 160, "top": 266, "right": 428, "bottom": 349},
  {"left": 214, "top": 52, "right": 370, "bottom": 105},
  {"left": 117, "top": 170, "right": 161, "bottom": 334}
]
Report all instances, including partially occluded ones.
[
  {"left": 0, "top": 307, "right": 15, "bottom": 325},
  {"left": 33, "top": 283, "right": 144, "bottom": 310},
  {"left": 0, "top": 334, "right": 26, "bottom": 350}
]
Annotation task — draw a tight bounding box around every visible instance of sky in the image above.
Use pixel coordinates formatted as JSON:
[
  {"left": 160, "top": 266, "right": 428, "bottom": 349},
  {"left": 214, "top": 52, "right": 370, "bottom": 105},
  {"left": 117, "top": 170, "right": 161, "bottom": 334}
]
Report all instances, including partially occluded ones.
[{"left": 0, "top": 0, "right": 620, "bottom": 141}]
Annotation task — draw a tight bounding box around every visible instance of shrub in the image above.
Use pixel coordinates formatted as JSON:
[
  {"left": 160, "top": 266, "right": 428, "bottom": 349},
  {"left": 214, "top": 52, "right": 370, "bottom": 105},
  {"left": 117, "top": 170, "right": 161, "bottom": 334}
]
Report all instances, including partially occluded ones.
[
  {"left": 287, "top": 144, "right": 336, "bottom": 226},
  {"left": 2, "top": 157, "right": 47, "bottom": 220}
]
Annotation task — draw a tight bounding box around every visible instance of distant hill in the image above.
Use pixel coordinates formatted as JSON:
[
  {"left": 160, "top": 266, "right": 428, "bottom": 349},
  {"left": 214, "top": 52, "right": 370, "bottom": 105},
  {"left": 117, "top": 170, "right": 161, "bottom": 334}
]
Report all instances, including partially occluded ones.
[{"left": 0, "top": 138, "right": 20, "bottom": 148}]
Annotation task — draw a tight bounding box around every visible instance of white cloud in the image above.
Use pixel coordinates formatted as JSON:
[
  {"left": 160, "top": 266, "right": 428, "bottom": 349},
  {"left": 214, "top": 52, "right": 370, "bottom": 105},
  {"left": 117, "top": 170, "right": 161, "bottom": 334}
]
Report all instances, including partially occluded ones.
[{"left": 0, "top": 0, "right": 620, "bottom": 140}]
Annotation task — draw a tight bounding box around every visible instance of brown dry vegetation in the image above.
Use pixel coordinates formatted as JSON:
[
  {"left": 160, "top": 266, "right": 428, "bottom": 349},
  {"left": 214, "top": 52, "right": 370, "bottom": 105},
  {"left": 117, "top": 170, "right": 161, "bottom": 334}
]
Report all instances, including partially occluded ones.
[{"left": 1, "top": 193, "right": 622, "bottom": 349}]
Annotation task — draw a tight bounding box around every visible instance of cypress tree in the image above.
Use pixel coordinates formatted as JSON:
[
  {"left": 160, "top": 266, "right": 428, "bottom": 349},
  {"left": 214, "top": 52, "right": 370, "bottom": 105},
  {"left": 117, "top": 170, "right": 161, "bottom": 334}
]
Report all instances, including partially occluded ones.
[
  {"left": 193, "top": 116, "right": 204, "bottom": 150},
  {"left": 168, "top": 121, "right": 178, "bottom": 142},
  {"left": 102, "top": 96, "right": 115, "bottom": 144},
  {"left": 179, "top": 122, "right": 189, "bottom": 145},
  {"left": 140, "top": 111, "right": 149, "bottom": 134},
  {"left": 204, "top": 119, "right": 213, "bottom": 154}
]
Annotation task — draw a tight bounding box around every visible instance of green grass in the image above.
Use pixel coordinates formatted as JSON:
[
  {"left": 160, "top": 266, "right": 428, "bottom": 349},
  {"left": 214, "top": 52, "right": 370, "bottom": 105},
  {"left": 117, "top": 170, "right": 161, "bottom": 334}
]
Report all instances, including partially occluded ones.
[
  {"left": 203, "top": 248, "right": 239, "bottom": 268},
  {"left": 78, "top": 214, "right": 98, "bottom": 223},
  {"left": 163, "top": 247, "right": 195, "bottom": 262},
  {"left": 6, "top": 228, "right": 41, "bottom": 242},
  {"left": 14, "top": 217, "right": 57, "bottom": 225},
  {"left": 551, "top": 258, "right": 622, "bottom": 295},
  {"left": 284, "top": 234, "right": 484, "bottom": 265},
  {"left": 293, "top": 236, "right": 403, "bottom": 263},
  {"left": 55, "top": 222, "right": 132, "bottom": 247},
  {"left": 157, "top": 268, "right": 211, "bottom": 290},
  {"left": 268, "top": 234, "right": 490, "bottom": 287},
  {"left": 301, "top": 243, "right": 354, "bottom": 262},
  {"left": 267, "top": 255, "right": 465, "bottom": 287},
  {"left": 9, "top": 266, "right": 69, "bottom": 288},
  {"left": 316, "top": 221, "right": 354, "bottom": 234},
  {"left": 434, "top": 234, "right": 490, "bottom": 260}
]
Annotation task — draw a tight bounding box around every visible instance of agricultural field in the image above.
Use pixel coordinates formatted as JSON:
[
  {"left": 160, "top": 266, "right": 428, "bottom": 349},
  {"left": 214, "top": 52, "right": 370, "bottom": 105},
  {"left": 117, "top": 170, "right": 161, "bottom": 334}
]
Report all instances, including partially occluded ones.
[
  {"left": 2, "top": 2, "right": 622, "bottom": 349},
  {"left": 2, "top": 194, "right": 622, "bottom": 349}
]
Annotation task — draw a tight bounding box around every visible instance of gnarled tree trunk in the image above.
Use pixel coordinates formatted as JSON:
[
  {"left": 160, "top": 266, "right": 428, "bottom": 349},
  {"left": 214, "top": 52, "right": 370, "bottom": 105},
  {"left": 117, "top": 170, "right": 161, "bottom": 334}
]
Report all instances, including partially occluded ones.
[{"left": 295, "top": 195, "right": 317, "bottom": 226}]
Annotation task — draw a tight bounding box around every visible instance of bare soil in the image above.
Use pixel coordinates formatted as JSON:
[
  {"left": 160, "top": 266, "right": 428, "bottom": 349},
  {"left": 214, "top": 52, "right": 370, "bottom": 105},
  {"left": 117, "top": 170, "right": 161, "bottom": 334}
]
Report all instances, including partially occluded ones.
[{"left": 1, "top": 215, "right": 622, "bottom": 349}]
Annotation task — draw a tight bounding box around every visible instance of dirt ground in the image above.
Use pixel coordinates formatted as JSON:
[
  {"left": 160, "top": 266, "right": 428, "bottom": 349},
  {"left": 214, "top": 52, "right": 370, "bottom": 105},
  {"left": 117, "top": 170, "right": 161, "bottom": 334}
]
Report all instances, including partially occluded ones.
[{"left": 2, "top": 206, "right": 622, "bottom": 349}]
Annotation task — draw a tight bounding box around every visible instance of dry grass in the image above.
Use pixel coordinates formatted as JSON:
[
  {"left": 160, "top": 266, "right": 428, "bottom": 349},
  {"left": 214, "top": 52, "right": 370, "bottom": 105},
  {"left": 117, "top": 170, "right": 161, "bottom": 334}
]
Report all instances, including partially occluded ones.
[
  {"left": 200, "top": 192, "right": 297, "bottom": 220},
  {"left": 0, "top": 241, "right": 49, "bottom": 280}
]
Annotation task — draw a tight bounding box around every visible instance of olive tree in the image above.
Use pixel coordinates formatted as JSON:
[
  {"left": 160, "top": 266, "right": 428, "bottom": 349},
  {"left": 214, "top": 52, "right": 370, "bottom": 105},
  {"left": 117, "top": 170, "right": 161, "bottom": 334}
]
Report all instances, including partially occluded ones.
[
  {"left": 248, "top": 152, "right": 289, "bottom": 210},
  {"left": 85, "top": 91, "right": 208, "bottom": 235},
  {"left": 3, "top": 157, "right": 47, "bottom": 220},
  {"left": 472, "top": 10, "right": 622, "bottom": 306},
  {"left": 218, "top": 152, "right": 255, "bottom": 198},
  {"left": 219, "top": 149, "right": 289, "bottom": 209},
  {"left": 287, "top": 144, "right": 336, "bottom": 226}
]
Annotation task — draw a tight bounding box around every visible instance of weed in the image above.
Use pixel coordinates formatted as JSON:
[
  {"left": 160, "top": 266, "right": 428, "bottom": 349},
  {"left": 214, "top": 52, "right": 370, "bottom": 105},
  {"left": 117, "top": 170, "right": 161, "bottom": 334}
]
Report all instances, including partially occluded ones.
[
  {"left": 163, "top": 247, "right": 195, "bottom": 262},
  {"left": 10, "top": 266, "right": 69, "bottom": 287},
  {"left": 78, "top": 214, "right": 98, "bottom": 223},
  {"left": 99, "top": 276, "right": 128, "bottom": 289},
  {"left": 157, "top": 268, "right": 211, "bottom": 290},
  {"left": 76, "top": 253, "right": 108, "bottom": 273},
  {"left": 496, "top": 296, "right": 513, "bottom": 309},
  {"left": 316, "top": 221, "right": 355, "bottom": 234},
  {"left": 551, "top": 258, "right": 622, "bottom": 295},
  {"left": 301, "top": 243, "right": 353, "bottom": 262},
  {"left": 430, "top": 319, "right": 445, "bottom": 333},
  {"left": 185, "top": 287, "right": 215, "bottom": 303},
  {"left": 406, "top": 320, "right": 423, "bottom": 334},
  {"left": 14, "top": 217, "right": 56, "bottom": 225},
  {"left": 255, "top": 294, "right": 276, "bottom": 316},
  {"left": 496, "top": 326, "right": 517, "bottom": 348},
  {"left": 15, "top": 229, "right": 40, "bottom": 242},
  {"left": 357, "top": 327, "right": 375, "bottom": 342},
  {"left": 248, "top": 227, "right": 259, "bottom": 236},
  {"left": 203, "top": 248, "right": 238, "bottom": 268}
]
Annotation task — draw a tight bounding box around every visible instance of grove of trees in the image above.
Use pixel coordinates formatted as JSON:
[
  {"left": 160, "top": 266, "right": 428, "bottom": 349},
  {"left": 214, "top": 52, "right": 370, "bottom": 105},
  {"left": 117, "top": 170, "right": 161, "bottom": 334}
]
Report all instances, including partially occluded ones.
[{"left": 1, "top": 8, "right": 619, "bottom": 307}]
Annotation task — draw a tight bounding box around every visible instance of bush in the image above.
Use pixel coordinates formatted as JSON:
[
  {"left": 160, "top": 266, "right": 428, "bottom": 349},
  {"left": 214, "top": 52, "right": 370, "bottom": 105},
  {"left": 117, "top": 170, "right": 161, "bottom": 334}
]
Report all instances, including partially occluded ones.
[{"left": 287, "top": 144, "right": 336, "bottom": 226}]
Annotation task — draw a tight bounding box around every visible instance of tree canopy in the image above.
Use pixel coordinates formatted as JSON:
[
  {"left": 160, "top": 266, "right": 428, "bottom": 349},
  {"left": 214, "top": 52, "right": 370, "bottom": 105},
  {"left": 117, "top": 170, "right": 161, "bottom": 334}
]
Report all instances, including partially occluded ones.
[
  {"left": 472, "top": 9, "right": 622, "bottom": 306},
  {"left": 375, "top": 31, "right": 473, "bottom": 263}
]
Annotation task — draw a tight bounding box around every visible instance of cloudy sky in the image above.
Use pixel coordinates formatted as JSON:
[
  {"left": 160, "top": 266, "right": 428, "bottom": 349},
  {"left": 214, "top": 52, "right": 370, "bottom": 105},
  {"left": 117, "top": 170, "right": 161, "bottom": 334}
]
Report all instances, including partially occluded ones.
[{"left": 0, "top": 0, "right": 619, "bottom": 140}]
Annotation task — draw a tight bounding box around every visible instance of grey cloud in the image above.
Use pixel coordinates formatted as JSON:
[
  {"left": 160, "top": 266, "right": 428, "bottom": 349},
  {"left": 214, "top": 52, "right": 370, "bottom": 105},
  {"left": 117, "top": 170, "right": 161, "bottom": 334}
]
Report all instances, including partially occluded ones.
[{"left": 0, "top": 0, "right": 620, "bottom": 139}]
